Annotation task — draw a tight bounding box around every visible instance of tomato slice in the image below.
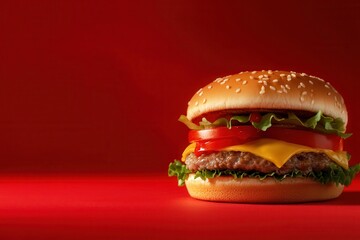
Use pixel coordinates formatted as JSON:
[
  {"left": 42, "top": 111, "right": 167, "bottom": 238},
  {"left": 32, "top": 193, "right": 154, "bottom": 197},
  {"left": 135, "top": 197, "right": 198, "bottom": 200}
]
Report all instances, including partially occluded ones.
[
  {"left": 195, "top": 138, "right": 245, "bottom": 157},
  {"left": 189, "top": 126, "right": 343, "bottom": 156},
  {"left": 189, "top": 126, "right": 260, "bottom": 157},
  {"left": 188, "top": 126, "right": 260, "bottom": 143},
  {"left": 264, "top": 128, "right": 343, "bottom": 151}
]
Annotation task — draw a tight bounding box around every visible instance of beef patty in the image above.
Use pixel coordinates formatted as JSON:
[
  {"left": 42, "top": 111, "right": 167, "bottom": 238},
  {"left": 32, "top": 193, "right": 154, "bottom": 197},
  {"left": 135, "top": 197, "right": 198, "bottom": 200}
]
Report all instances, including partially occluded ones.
[{"left": 185, "top": 151, "right": 333, "bottom": 175}]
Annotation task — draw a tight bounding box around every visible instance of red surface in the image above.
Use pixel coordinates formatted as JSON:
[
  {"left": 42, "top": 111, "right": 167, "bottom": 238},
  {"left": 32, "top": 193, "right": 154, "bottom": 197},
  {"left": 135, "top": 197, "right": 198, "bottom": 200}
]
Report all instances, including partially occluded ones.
[{"left": 0, "top": 175, "right": 359, "bottom": 239}]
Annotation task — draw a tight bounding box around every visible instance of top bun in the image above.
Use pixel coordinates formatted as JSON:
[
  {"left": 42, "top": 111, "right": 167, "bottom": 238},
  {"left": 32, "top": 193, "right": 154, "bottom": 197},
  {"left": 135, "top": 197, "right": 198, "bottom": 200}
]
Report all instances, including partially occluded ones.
[{"left": 187, "top": 70, "right": 348, "bottom": 125}]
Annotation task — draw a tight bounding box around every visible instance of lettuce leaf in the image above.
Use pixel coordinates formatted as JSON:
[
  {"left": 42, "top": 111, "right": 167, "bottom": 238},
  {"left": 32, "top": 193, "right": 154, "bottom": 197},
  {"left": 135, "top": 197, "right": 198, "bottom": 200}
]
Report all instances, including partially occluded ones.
[
  {"left": 168, "top": 159, "right": 191, "bottom": 186},
  {"left": 251, "top": 113, "right": 284, "bottom": 131},
  {"left": 168, "top": 160, "right": 360, "bottom": 187},
  {"left": 178, "top": 111, "right": 351, "bottom": 138}
]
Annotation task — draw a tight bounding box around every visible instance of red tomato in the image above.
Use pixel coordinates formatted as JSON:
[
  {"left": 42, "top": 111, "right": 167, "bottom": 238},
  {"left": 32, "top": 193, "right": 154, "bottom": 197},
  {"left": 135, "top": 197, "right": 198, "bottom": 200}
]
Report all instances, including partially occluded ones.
[
  {"left": 189, "top": 126, "right": 260, "bottom": 157},
  {"left": 189, "top": 126, "right": 343, "bottom": 156},
  {"left": 188, "top": 126, "right": 260, "bottom": 143},
  {"left": 264, "top": 127, "right": 343, "bottom": 151},
  {"left": 194, "top": 138, "right": 246, "bottom": 157}
]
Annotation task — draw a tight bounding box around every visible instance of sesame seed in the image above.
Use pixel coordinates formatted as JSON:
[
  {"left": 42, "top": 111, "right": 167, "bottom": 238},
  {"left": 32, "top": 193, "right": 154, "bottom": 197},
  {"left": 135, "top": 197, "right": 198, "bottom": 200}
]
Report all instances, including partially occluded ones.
[
  {"left": 302, "top": 91, "right": 308, "bottom": 95},
  {"left": 208, "top": 85, "right": 213, "bottom": 89},
  {"left": 250, "top": 76, "right": 254, "bottom": 80},
  {"left": 239, "top": 71, "right": 243, "bottom": 74},
  {"left": 235, "top": 78, "right": 241, "bottom": 82},
  {"left": 280, "top": 85, "right": 287, "bottom": 93},
  {"left": 258, "top": 80, "right": 263, "bottom": 83},
  {"left": 214, "top": 78, "right": 222, "bottom": 83},
  {"left": 268, "top": 70, "right": 273, "bottom": 75},
  {"left": 300, "top": 73, "right": 307, "bottom": 77},
  {"left": 328, "top": 92, "right": 331, "bottom": 96},
  {"left": 311, "top": 99, "right": 315, "bottom": 105},
  {"left": 287, "top": 75, "right": 292, "bottom": 81},
  {"left": 263, "top": 81, "right": 268, "bottom": 86},
  {"left": 264, "top": 74, "right": 268, "bottom": 78},
  {"left": 309, "top": 80, "right": 314, "bottom": 85},
  {"left": 262, "top": 77, "right": 269, "bottom": 81},
  {"left": 202, "top": 99, "right": 207, "bottom": 104},
  {"left": 258, "top": 75, "right": 264, "bottom": 79},
  {"left": 199, "top": 91, "right": 203, "bottom": 96},
  {"left": 280, "top": 74, "right": 286, "bottom": 77},
  {"left": 300, "top": 82, "right": 305, "bottom": 88},
  {"left": 226, "top": 85, "right": 231, "bottom": 89},
  {"left": 195, "top": 101, "right": 199, "bottom": 106},
  {"left": 291, "top": 73, "right": 296, "bottom": 78},
  {"left": 285, "top": 84, "right": 290, "bottom": 90},
  {"left": 252, "top": 71, "right": 257, "bottom": 74},
  {"left": 220, "top": 78, "right": 229, "bottom": 85},
  {"left": 315, "top": 76, "right": 324, "bottom": 82},
  {"left": 259, "top": 86, "right": 265, "bottom": 95},
  {"left": 300, "top": 96, "right": 305, "bottom": 102},
  {"left": 196, "top": 88, "right": 203, "bottom": 94},
  {"left": 277, "top": 90, "right": 283, "bottom": 93},
  {"left": 235, "top": 88, "right": 241, "bottom": 93},
  {"left": 242, "top": 80, "right": 248, "bottom": 85},
  {"left": 272, "top": 79, "right": 279, "bottom": 83},
  {"left": 325, "top": 84, "right": 330, "bottom": 89},
  {"left": 270, "top": 86, "right": 276, "bottom": 91}
]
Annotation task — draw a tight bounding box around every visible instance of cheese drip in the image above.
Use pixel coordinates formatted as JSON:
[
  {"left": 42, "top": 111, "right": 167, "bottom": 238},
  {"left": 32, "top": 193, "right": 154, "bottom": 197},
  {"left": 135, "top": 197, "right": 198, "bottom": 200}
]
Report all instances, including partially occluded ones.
[{"left": 181, "top": 138, "right": 348, "bottom": 169}]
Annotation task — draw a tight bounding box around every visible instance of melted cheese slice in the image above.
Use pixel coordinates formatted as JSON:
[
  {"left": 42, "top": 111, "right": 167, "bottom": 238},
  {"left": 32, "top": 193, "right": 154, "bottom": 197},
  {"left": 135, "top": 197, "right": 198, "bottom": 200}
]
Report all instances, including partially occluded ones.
[{"left": 181, "top": 138, "right": 348, "bottom": 169}]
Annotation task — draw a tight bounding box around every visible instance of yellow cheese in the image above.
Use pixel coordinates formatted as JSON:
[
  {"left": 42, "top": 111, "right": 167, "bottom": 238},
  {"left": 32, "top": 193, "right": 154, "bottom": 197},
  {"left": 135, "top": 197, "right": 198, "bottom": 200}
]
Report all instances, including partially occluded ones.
[{"left": 181, "top": 138, "right": 349, "bottom": 169}]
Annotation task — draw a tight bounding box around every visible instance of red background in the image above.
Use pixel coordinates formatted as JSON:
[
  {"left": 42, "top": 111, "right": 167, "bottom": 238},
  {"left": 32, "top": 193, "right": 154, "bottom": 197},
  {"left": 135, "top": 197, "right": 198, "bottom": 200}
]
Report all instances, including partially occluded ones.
[
  {"left": 1, "top": 0, "right": 360, "bottom": 174},
  {"left": 1, "top": 1, "right": 360, "bottom": 239}
]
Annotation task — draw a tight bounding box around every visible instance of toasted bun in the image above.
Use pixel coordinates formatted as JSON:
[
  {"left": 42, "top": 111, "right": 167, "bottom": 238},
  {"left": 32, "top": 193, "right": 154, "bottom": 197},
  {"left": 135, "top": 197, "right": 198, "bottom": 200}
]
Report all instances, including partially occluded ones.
[
  {"left": 187, "top": 70, "right": 347, "bottom": 125},
  {"left": 185, "top": 174, "right": 344, "bottom": 203}
]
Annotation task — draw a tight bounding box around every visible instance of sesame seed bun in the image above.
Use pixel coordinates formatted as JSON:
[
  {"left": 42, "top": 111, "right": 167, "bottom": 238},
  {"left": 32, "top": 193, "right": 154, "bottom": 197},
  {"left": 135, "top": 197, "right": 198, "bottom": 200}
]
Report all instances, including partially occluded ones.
[
  {"left": 187, "top": 70, "right": 348, "bottom": 125},
  {"left": 185, "top": 174, "right": 344, "bottom": 203}
]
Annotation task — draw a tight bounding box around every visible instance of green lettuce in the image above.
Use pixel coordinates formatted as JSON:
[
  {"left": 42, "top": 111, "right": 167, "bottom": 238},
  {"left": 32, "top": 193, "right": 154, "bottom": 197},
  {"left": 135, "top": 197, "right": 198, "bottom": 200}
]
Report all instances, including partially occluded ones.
[
  {"left": 168, "top": 159, "right": 191, "bottom": 186},
  {"left": 178, "top": 111, "right": 351, "bottom": 138},
  {"left": 168, "top": 160, "right": 360, "bottom": 187}
]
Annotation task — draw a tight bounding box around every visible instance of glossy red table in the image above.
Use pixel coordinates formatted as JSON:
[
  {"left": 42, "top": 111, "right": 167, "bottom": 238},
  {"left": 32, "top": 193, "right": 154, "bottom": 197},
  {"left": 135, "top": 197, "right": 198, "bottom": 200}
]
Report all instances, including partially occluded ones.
[{"left": 0, "top": 175, "right": 359, "bottom": 239}]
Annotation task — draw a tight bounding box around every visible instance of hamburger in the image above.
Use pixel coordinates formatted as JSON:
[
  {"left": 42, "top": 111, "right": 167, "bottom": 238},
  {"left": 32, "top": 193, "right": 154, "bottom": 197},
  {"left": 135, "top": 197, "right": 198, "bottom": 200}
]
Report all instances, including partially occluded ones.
[{"left": 168, "top": 70, "right": 360, "bottom": 203}]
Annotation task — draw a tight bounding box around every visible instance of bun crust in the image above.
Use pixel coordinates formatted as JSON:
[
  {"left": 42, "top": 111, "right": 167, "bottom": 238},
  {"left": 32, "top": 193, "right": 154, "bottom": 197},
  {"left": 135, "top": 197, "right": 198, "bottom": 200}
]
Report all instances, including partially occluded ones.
[
  {"left": 187, "top": 70, "right": 347, "bottom": 125},
  {"left": 185, "top": 174, "right": 344, "bottom": 203}
]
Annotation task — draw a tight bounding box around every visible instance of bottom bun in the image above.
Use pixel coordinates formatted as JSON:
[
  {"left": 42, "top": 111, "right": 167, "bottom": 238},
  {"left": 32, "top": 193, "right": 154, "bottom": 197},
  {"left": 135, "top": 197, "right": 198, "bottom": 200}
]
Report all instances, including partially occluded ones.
[{"left": 185, "top": 174, "right": 344, "bottom": 203}]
